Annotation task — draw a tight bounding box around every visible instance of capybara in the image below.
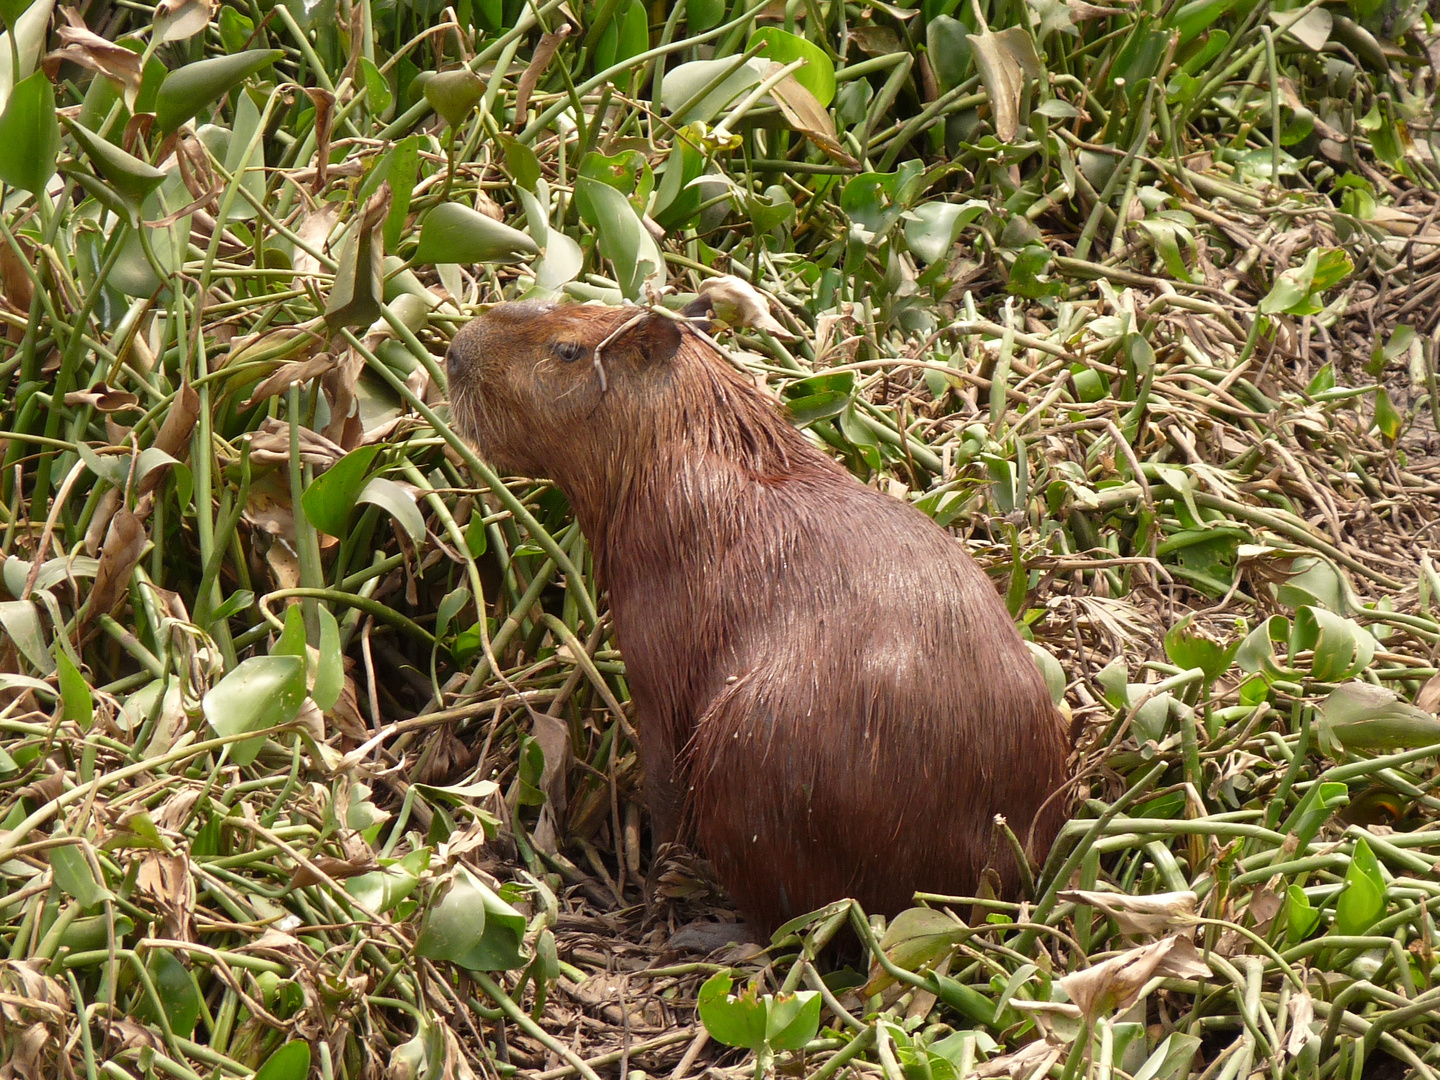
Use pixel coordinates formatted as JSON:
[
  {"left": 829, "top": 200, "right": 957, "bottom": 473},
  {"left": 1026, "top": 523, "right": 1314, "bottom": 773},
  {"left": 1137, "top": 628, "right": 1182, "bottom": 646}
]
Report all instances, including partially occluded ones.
[{"left": 444, "top": 299, "right": 1071, "bottom": 935}]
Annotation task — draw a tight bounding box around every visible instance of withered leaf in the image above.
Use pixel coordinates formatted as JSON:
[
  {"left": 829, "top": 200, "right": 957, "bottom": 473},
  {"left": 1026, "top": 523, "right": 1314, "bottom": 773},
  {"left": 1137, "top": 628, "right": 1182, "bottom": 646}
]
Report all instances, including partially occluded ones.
[
  {"left": 1059, "top": 934, "right": 1212, "bottom": 1021},
  {"left": 87, "top": 509, "right": 147, "bottom": 617},
  {"left": 46, "top": 9, "right": 144, "bottom": 110},
  {"left": 1057, "top": 889, "right": 1199, "bottom": 935},
  {"left": 766, "top": 67, "right": 859, "bottom": 168}
]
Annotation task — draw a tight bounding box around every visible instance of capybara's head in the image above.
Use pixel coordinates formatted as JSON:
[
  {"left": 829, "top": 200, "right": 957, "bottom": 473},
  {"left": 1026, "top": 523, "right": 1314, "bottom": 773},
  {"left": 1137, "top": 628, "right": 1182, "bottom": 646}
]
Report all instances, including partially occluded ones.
[{"left": 444, "top": 301, "right": 687, "bottom": 479}]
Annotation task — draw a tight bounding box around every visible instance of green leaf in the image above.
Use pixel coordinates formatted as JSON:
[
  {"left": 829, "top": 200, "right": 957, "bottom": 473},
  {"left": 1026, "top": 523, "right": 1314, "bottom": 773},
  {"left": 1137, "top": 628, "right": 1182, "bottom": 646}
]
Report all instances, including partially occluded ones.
[
  {"left": 661, "top": 57, "right": 765, "bottom": 124},
  {"left": 63, "top": 118, "right": 167, "bottom": 208},
  {"left": 359, "top": 56, "right": 393, "bottom": 117},
  {"left": 424, "top": 68, "right": 484, "bottom": 128},
  {"left": 766, "top": 990, "right": 821, "bottom": 1051},
  {"left": 1285, "top": 885, "right": 1321, "bottom": 943},
  {"left": 496, "top": 133, "right": 541, "bottom": 192},
  {"left": 1281, "top": 780, "right": 1350, "bottom": 851},
  {"left": 1134, "top": 1034, "right": 1203, "bottom": 1080},
  {"left": 254, "top": 1041, "right": 311, "bottom": 1080},
  {"left": 0, "top": 600, "right": 54, "bottom": 674},
  {"left": 1316, "top": 683, "right": 1440, "bottom": 757},
  {"left": 55, "top": 649, "right": 93, "bottom": 731},
  {"left": 575, "top": 176, "right": 665, "bottom": 299},
  {"left": 358, "top": 476, "right": 426, "bottom": 543},
  {"left": 202, "top": 655, "right": 307, "bottom": 766},
  {"left": 698, "top": 972, "right": 769, "bottom": 1050},
  {"left": 313, "top": 605, "right": 343, "bottom": 712},
  {"left": 1373, "top": 387, "right": 1402, "bottom": 441},
  {"left": 904, "top": 199, "right": 987, "bottom": 264},
  {"left": 415, "top": 864, "right": 529, "bottom": 970},
  {"left": 381, "top": 136, "right": 420, "bottom": 251},
  {"left": 0, "top": 70, "right": 58, "bottom": 194},
  {"left": 145, "top": 949, "right": 202, "bottom": 1039},
  {"left": 154, "top": 50, "right": 282, "bottom": 133},
  {"left": 0, "top": 0, "right": 33, "bottom": 32},
  {"left": 1292, "top": 606, "right": 1374, "bottom": 683},
  {"left": 273, "top": 602, "right": 307, "bottom": 659},
  {"left": 49, "top": 842, "right": 111, "bottom": 908},
  {"left": 748, "top": 27, "right": 836, "bottom": 106},
  {"left": 325, "top": 204, "right": 387, "bottom": 329},
  {"left": 595, "top": 0, "right": 650, "bottom": 75},
  {"left": 302, "top": 445, "right": 382, "bottom": 537},
  {"left": 1335, "top": 836, "right": 1385, "bottom": 935},
  {"left": 413, "top": 201, "right": 538, "bottom": 264}
]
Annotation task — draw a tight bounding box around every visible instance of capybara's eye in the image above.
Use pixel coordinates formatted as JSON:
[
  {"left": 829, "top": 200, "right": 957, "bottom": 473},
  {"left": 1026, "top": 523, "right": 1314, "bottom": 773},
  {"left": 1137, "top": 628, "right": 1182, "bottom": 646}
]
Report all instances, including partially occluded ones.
[{"left": 552, "top": 340, "right": 585, "bottom": 363}]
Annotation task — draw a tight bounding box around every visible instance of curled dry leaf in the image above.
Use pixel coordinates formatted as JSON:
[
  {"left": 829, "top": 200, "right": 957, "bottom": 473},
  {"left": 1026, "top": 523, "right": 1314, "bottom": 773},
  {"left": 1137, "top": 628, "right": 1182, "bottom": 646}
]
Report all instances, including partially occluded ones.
[
  {"left": 1058, "top": 934, "right": 1212, "bottom": 1021},
  {"left": 1057, "top": 889, "right": 1199, "bottom": 935},
  {"left": 136, "top": 851, "right": 196, "bottom": 941},
  {"left": 46, "top": 9, "right": 144, "bottom": 110},
  {"left": 287, "top": 854, "right": 377, "bottom": 890},
  {"left": 972, "top": 1037, "right": 1064, "bottom": 1079},
  {"left": 692, "top": 275, "right": 795, "bottom": 339},
  {"left": 153, "top": 0, "right": 215, "bottom": 43},
  {"left": 87, "top": 509, "right": 147, "bottom": 617},
  {"left": 305, "top": 87, "right": 336, "bottom": 191},
  {"left": 242, "top": 351, "right": 337, "bottom": 408},
  {"left": 64, "top": 383, "right": 140, "bottom": 411}
]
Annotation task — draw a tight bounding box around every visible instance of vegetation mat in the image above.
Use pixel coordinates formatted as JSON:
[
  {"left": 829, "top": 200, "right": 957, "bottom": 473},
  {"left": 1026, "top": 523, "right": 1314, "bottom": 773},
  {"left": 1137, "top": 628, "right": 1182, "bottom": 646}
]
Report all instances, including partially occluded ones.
[{"left": 1, "top": 0, "right": 1440, "bottom": 1077}]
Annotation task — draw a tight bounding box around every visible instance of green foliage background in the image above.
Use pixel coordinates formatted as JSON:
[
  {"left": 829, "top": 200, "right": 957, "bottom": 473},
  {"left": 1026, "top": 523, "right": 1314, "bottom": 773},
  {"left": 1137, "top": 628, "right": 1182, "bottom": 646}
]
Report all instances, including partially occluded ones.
[{"left": 1, "top": 0, "right": 1440, "bottom": 1075}]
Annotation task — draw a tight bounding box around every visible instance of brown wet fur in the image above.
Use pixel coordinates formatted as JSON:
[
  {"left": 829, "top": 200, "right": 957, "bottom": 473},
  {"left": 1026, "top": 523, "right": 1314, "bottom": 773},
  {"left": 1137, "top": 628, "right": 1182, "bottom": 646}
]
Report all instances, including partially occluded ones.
[{"left": 445, "top": 301, "right": 1072, "bottom": 937}]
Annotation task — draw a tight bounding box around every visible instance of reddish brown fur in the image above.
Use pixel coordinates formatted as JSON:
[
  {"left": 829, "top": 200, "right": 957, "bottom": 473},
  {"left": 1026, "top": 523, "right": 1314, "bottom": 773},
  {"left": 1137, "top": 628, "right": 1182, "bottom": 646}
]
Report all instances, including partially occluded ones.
[{"left": 446, "top": 301, "right": 1071, "bottom": 935}]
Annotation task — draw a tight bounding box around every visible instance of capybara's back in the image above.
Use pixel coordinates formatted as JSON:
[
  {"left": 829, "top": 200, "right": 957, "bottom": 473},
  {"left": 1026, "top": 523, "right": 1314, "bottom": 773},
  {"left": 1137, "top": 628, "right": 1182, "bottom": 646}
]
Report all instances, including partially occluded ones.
[{"left": 445, "top": 300, "right": 1071, "bottom": 935}]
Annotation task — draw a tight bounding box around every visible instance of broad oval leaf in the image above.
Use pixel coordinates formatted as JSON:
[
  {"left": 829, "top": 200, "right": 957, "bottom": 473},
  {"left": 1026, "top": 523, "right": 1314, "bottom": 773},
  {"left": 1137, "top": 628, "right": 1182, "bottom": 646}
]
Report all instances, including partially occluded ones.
[
  {"left": 697, "top": 972, "right": 769, "bottom": 1050},
  {"left": 413, "top": 202, "right": 538, "bottom": 264},
  {"left": 154, "top": 49, "right": 282, "bottom": 133},
  {"left": 415, "top": 864, "right": 528, "bottom": 970},
  {"left": 358, "top": 475, "right": 426, "bottom": 543},
  {"left": 302, "top": 445, "right": 382, "bottom": 537},
  {"left": 254, "top": 1041, "right": 311, "bottom": 1080},
  {"left": 0, "top": 69, "right": 58, "bottom": 194},
  {"left": 1334, "top": 836, "right": 1386, "bottom": 935},
  {"left": 202, "top": 654, "right": 307, "bottom": 766},
  {"left": 575, "top": 177, "right": 665, "bottom": 299}
]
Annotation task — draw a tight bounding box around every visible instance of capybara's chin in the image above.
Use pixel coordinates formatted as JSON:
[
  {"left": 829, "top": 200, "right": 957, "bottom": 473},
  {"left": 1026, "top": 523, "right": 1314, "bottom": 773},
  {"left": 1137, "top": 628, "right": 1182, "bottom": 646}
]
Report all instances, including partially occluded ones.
[{"left": 445, "top": 300, "right": 1073, "bottom": 936}]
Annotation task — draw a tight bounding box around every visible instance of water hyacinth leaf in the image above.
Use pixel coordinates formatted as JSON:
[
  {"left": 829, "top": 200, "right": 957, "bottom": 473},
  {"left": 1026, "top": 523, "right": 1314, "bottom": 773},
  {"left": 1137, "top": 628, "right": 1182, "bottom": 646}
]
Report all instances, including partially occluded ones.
[
  {"left": 145, "top": 949, "right": 202, "bottom": 1038},
  {"left": 1286, "top": 885, "right": 1322, "bottom": 943},
  {"left": 313, "top": 605, "right": 343, "bottom": 712},
  {"left": 766, "top": 990, "right": 821, "bottom": 1051},
  {"left": 153, "top": 0, "right": 215, "bottom": 44},
  {"left": 302, "top": 445, "right": 381, "bottom": 537},
  {"left": 0, "top": 70, "right": 57, "bottom": 194},
  {"left": 413, "top": 202, "right": 539, "bottom": 264},
  {"left": 697, "top": 972, "right": 769, "bottom": 1049},
  {"left": 1164, "top": 615, "right": 1240, "bottom": 681},
  {"left": 55, "top": 649, "right": 93, "bottom": 730},
  {"left": 272, "top": 602, "right": 306, "bottom": 660},
  {"left": 359, "top": 56, "right": 393, "bottom": 117},
  {"left": 49, "top": 842, "right": 111, "bottom": 908},
  {"left": 359, "top": 476, "right": 426, "bottom": 543},
  {"left": 1133, "top": 1034, "right": 1204, "bottom": 1080},
  {"left": 747, "top": 27, "right": 836, "bottom": 106},
  {"left": 0, "top": 0, "right": 32, "bottom": 32},
  {"left": 325, "top": 189, "right": 389, "bottom": 328},
  {"left": 660, "top": 57, "right": 765, "bottom": 124},
  {"left": 1316, "top": 683, "right": 1440, "bottom": 756},
  {"left": 0, "top": 599, "right": 52, "bottom": 673},
  {"left": 496, "top": 132, "right": 541, "bottom": 192},
  {"left": 967, "top": 22, "right": 1044, "bottom": 143},
  {"left": 1293, "top": 606, "right": 1374, "bottom": 682},
  {"left": 63, "top": 118, "right": 167, "bottom": 206},
  {"left": 576, "top": 177, "right": 665, "bottom": 299},
  {"left": 927, "top": 15, "right": 972, "bottom": 93},
  {"left": 905, "top": 200, "right": 987, "bottom": 264},
  {"left": 346, "top": 849, "right": 429, "bottom": 913},
  {"left": 594, "top": 0, "right": 649, "bottom": 75},
  {"left": 415, "top": 863, "right": 528, "bottom": 970},
  {"left": 201, "top": 654, "right": 307, "bottom": 766},
  {"left": 254, "top": 1042, "right": 311, "bottom": 1080},
  {"left": 154, "top": 49, "right": 282, "bottom": 132},
  {"left": 424, "top": 68, "right": 483, "bottom": 128},
  {"left": 1335, "top": 837, "right": 1385, "bottom": 935},
  {"left": 1281, "top": 781, "right": 1349, "bottom": 851}
]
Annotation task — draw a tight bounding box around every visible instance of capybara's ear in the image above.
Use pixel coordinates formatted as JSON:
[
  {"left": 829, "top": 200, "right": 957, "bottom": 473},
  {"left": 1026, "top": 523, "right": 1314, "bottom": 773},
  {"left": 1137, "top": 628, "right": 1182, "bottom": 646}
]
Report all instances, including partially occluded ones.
[{"left": 612, "top": 310, "right": 684, "bottom": 366}]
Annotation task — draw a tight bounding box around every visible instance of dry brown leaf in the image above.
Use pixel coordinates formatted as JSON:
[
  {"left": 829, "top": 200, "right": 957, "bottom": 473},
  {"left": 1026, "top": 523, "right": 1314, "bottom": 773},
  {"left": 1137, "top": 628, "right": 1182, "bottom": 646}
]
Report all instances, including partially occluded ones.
[
  {"left": 966, "top": 0, "right": 1044, "bottom": 143},
  {"left": 1058, "top": 935, "right": 1212, "bottom": 1020},
  {"left": 514, "top": 26, "right": 570, "bottom": 126},
  {"left": 64, "top": 383, "right": 140, "bottom": 411},
  {"left": 153, "top": 0, "right": 214, "bottom": 42},
  {"left": 1287, "top": 982, "right": 1316, "bottom": 1055},
  {"left": 88, "top": 509, "right": 147, "bottom": 617},
  {"left": 765, "top": 67, "right": 859, "bottom": 168},
  {"left": 242, "top": 352, "right": 338, "bottom": 407},
  {"left": 1057, "top": 890, "right": 1199, "bottom": 935},
  {"left": 137, "top": 851, "right": 195, "bottom": 941},
  {"left": 305, "top": 87, "right": 336, "bottom": 191},
  {"left": 972, "top": 1037, "right": 1063, "bottom": 1079},
  {"left": 46, "top": 9, "right": 144, "bottom": 109},
  {"left": 287, "top": 854, "right": 376, "bottom": 890},
  {"left": 294, "top": 205, "right": 340, "bottom": 281}
]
